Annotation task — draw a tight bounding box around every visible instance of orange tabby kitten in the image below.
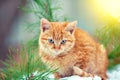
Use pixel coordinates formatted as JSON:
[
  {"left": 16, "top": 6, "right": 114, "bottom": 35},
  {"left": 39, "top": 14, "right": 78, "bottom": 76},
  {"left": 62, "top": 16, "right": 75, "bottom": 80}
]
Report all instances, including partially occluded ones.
[{"left": 39, "top": 18, "right": 108, "bottom": 80}]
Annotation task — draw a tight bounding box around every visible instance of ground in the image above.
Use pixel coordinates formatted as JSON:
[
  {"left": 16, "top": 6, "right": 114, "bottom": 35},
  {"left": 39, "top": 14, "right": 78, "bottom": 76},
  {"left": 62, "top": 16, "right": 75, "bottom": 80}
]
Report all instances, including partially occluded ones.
[{"left": 48, "top": 64, "right": 120, "bottom": 80}]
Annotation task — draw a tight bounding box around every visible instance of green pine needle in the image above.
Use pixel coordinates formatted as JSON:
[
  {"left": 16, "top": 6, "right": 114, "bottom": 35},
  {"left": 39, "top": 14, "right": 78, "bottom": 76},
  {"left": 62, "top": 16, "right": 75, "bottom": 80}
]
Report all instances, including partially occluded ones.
[{"left": 0, "top": 47, "right": 56, "bottom": 80}]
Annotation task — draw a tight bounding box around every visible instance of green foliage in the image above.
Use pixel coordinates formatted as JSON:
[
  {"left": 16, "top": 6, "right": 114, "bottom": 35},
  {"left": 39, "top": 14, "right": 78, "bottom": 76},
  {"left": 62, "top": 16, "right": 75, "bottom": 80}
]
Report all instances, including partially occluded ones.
[
  {"left": 0, "top": 0, "right": 65, "bottom": 79},
  {"left": 96, "top": 19, "right": 120, "bottom": 68},
  {"left": 0, "top": 47, "right": 56, "bottom": 80},
  {"left": 22, "top": 0, "right": 68, "bottom": 49},
  {"left": 32, "top": 0, "right": 68, "bottom": 21},
  {"left": 22, "top": 0, "right": 68, "bottom": 21}
]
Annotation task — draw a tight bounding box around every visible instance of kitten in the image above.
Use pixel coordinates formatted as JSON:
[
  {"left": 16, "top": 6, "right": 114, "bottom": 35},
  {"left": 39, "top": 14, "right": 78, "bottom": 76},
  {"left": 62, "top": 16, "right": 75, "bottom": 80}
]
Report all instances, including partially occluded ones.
[{"left": 39, "top": 18, "right": 108, "bottom": 80}]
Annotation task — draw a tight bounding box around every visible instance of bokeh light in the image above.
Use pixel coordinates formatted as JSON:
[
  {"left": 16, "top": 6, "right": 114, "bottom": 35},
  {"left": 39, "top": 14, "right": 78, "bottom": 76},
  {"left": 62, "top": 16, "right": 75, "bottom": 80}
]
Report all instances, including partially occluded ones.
[{"left": 95, "top": 0, "right": 120, "bottom": 18}]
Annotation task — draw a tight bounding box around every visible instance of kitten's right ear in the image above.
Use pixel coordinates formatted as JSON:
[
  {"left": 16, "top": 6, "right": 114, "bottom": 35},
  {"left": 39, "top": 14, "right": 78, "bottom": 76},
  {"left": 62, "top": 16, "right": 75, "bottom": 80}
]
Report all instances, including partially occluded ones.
[
  {"left": 41, "top": 18, "right": 50, "bottom": 32},
  {"left": 65, "top": 21, "right": 77, "bottom": 34}
]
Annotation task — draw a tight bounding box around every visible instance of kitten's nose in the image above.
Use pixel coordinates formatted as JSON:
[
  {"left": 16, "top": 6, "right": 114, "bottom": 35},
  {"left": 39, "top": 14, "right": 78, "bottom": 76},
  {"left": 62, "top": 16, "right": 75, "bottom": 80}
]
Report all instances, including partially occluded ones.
[{"left": 54, "top": 46, "right": 60, "bottom": 51}]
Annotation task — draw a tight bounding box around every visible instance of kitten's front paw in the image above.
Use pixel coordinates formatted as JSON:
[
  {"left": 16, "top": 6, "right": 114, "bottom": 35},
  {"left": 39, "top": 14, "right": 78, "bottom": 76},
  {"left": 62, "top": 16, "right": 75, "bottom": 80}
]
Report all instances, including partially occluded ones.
[
  {"left": 73, "top": 66, "right": 94, "bottom": 77},
  {"left": 73, "top": 66, "right": 83, "bottom": 76}
]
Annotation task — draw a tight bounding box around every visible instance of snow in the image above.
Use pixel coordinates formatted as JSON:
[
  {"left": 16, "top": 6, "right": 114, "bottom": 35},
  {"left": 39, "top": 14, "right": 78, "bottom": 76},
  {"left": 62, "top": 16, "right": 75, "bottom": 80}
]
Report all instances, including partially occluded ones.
[
  {"left": 107, "top": 64, "right": 120, "bottom": 80},
  {"left": 48, "top": 64, "right": 120, "bottom": 80},
  {"left": 21, "top": 64, "right": 120, "bottom": 80}
]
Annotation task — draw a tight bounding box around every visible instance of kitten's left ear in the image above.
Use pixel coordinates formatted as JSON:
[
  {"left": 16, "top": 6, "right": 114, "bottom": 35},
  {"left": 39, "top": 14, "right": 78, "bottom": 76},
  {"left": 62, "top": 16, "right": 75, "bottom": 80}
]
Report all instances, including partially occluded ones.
[
  {"left": 40, "top": 18, "right": 50, "bottom": 32},
  {"left": 65, "top": 21, "right": 77, "bottom": 34}
]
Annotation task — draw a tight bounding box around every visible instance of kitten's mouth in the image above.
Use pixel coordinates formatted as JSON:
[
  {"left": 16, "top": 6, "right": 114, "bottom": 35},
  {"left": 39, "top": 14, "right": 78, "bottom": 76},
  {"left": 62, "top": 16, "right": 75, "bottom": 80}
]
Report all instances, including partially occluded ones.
[
  {"left": 54, "top": 50, "right": 60, "bottom": 54},
  {"left": 52, "top": 49, "right": 62, "bottom": 55},
  {"left": 54, "top": 49, "right": 59, "bottom": 52}
]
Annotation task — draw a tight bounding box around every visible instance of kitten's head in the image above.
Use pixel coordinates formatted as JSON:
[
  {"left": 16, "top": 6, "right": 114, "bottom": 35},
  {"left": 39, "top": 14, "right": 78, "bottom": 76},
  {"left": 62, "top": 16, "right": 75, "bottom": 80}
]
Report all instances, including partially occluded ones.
[{"left": 39, "top": 18, "right": 77, "bottom": 56}]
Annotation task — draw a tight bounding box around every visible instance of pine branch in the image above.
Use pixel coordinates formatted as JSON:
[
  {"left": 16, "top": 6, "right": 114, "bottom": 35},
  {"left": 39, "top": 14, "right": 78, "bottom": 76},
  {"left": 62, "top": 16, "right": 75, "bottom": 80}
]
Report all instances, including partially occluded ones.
[
  {"left": 0, "top": 47, "right": 56, "bottom": 80},
  {"left": 22, "top": 0, "right": 68, "bottom": 49}
]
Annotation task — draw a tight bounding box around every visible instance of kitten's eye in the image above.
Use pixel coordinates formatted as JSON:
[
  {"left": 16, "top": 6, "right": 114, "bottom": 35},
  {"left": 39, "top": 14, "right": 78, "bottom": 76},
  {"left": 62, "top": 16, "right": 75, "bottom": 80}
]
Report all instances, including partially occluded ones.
[
  {"left": 48, "top": 39, "right": 54, "bottom": 44},
  {"left": 61, "top": 40, "right": 66, "bottom": 44}
]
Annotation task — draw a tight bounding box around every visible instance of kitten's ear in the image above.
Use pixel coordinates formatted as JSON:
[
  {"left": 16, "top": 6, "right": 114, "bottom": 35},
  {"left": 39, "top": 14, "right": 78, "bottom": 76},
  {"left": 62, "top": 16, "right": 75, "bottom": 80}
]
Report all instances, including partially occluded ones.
[
  {"left": 65, "top": 21, "right": 77, "bottom": 34},
  {"left": 41, "top": 18, "right": 50, "bottom": 32}
]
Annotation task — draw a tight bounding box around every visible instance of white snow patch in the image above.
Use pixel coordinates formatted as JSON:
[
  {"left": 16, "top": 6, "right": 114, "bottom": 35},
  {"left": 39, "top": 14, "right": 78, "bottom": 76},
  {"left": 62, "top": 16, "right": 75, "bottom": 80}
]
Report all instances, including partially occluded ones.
[
  {"left": 107, "top": 64, "right": 120, "bottom": 80},
  {"left": 48, "top": 64, "right": 120, "bottom": 80},
  {"left": 21, "top": 64, "right": 120, "bottom": 80}
]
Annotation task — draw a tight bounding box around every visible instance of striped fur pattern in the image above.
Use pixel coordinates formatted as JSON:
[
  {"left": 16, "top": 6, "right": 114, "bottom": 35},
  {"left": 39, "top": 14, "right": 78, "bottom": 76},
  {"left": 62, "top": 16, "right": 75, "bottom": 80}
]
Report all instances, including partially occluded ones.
[{"left": 39, "top": 18, "right": 108, "bottom": 80}]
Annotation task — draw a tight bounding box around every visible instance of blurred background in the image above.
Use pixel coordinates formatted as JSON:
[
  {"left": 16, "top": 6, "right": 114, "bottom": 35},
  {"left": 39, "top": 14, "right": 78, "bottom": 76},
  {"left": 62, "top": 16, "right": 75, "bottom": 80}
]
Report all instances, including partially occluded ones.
[
  {"left": 0, "top": 0, "right": 120, "bottom": 68},
  {"left": 0, "top": 0, "right": 120, "bottom": 79},
  {"left": 0, "top": 0, "right": 26, "bottom": 66}
]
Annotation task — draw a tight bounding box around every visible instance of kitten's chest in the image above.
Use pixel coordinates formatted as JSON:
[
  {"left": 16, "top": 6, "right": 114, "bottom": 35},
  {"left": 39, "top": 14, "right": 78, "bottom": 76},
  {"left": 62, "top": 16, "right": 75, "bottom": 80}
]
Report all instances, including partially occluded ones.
[
  {"left": 40, "top": 46, "right": 92, "bottom": 69},
  {"left": 41, "top": 52, "right": 75, "bottom": 67}
]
